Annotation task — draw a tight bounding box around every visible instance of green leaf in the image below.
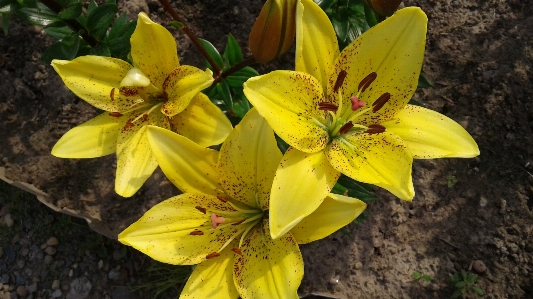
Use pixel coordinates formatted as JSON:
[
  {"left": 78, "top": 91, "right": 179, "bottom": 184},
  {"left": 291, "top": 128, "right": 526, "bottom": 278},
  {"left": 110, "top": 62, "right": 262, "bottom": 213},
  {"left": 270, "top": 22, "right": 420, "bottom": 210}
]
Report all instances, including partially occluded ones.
[
  {"left": 332, "top": 6, "right": 348, "bottom": 43},
  {"left": 449, "top": 274, "right": 460, "bottom": 283},
  {"left": 90, "top": 42, "right": 110, "bottom": 56},
  {"left": 471, "top": 286, "right": 484, "bottom": 296},
  {"left": 16, "top": 2, "right": 64, "bottom": 26},
  {"left": 41, "top": 32, "right": 80, "bottom": 63},
  {"left": 44, "top": 25, "right": 73, "bottom": 40},
  {"left": 407, "top": 98, "right": 425, "bottom": 107},
  {"left": 455, "top": 281, "right": 466, "bottom": 289},
  {"left": 231, "top": 91, "right": 250, "bottom": 119},
  {"left": 87, "top": 0, "right": 97, "bottom": 15},
  {"left": 421, "top": 275, "right": 431, "bottom": 282},
  {"left": 58, "top": 2, "right": 82, "bottom": 20},
  {"left": 223, "top": 33, "right": 242, "bottom": 67},
  {"left": 364, "top": 4, "right": 378, "bottom": 27},
  {"left": 169, "top": 21, "right": 183, "bottom": 29},
  {"left": 1, "top": 12, "right": 9, "bottom": 35},
  {"left": 466, "top": 273, "right": 478, "bottom": 284},
  {"left": 215, "top": 80, "right": 232, "bottom": 109},
  {"left": 452, "top": 288, "right": 463, "bottom": 299},
  {"left": 412, "top": 272, "right": 421, "bottom": 279},
  {"left": 86, "top": 1, "right": 117, "bottom": 40},
  {"left": 418, "top": 72, "right": 433, "bottom": 88},
  {"left": 21, "top": 0, "right": 36, "bottom": 8},
  {"left": 106, "top": 14, "right": 136, "bottom": 59},
  {"left": 0, "top": 0, "right": 11, "bottom": 9},
  {"left": 198, "top": 38, "right": 223, "bottom": 70},
  {"left": 314, "top": 0, "right": 336, "bottom": 10},
  {"left": 275, "top": 135, "right": 290, "bottom": 154},
  {"left": 461, "top": 269, "right": 468, "bottom": 280},
  {"left": 226, "top": 66, "right": 259, "bottom": 88},
  {"left": 336, "top": 175, "right": 378, "bottom": 203},
  {"left": 331, "top": 183, "right": 348, "bottom": 196}
]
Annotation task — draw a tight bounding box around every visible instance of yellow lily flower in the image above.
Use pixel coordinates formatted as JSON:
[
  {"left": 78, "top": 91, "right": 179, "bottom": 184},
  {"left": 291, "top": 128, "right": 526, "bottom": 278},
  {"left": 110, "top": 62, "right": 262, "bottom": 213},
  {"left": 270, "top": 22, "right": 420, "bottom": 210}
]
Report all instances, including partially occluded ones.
[
  {"left": 119, "top": 109, "right": 366, "bottom": 299},
  {"left": 243, "top": 0, "right": 479, "bottom": 238},
  {"left": 50, "top": 12, "right": 232, "bottom": 197}
]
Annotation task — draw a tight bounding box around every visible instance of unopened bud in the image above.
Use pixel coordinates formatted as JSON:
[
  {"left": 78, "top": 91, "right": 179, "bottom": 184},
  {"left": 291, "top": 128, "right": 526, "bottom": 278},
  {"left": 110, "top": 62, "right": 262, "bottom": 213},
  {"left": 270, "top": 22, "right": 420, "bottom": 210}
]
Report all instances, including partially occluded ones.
[
  {"left": 248, "top": 0, "right": 297, "bottom": 63},
  {"left": 364, "top": 0, "right": 402, "bottom": 17}
]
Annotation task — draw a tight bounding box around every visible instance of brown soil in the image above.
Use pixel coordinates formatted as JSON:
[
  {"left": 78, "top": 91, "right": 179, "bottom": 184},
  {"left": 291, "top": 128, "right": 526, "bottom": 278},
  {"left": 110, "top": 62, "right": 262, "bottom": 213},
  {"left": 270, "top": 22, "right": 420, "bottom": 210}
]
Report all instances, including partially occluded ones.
[{"left": 1, "top": 0, "right": 532, "bottom": 298}]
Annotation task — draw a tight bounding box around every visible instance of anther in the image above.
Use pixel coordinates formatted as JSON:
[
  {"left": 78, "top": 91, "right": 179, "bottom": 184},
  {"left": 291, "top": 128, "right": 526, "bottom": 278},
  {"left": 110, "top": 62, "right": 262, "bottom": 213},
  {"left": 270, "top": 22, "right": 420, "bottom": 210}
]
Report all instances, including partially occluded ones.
[
  {"left": 350, "top": 96, "right": 365, "bottom": 111},
  {"left": 333, "top": 70, "right": 347, "bottom": 93},
  {"left": 141, "top": 114, "right": 148, "bottom": 121},
  {"left": 365, "top": 124, "right": 386, "bottom": 134},
  {"left": 195, "top": 206, "right": 206, "bottom": 214},
  {"left": 339, "top": 121, "right": 354, "bottom": 135},
  {"left": 211, "top": 213, "right": 225, "bottom": 229},
  {"left": 189, "top": 230, "right": 204, "bottom": 236},
  {"left": 109, "top": 112, "right": 123, "bottom": 117},
  {"left": 358, "top": 72, "right": 377, "bottom": 92},
  {"left": 217, "top": 196, "right": 228, "bottom": 202},
  {"left": 124, "top": 121, "right": 134, "bottom": 129},
  {"left": 372, "top": 92, "right": 391, "bottom": 112},
  {"left": 318, "top": 102, "right": 338, "bottom": 112},
  {"left": 232, "top": 219, "right": 246, "bottom": 226},
  {"left": 206, "top": 252, "right": 220, "bottom": 259},
  {"left": 231, "top": 248, "right": 242, "bottom": 255},
  {"left": 110, "top": 88, "right": 116, "bottom": 101}
]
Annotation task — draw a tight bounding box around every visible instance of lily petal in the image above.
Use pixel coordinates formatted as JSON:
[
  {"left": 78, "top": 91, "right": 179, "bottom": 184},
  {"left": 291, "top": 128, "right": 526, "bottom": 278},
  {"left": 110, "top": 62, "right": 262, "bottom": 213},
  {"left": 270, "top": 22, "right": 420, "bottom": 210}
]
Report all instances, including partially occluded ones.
[
  {"left": 326, "top": 131, "right": 414, "bottom": 200},
  {"left": 180, "top": 246, "right": 239, "bottom": 299},
  {"left": 52, "top": 57, "right": 142, "bottom": 112},
  {"left": 218, "top": 108, "right": 281, "bottom": 210},
  {"left": 118, "top": 193, "right": 242, "bottom": 265},
  {"left": 328, "top": 7, "right": 427, "bottom": 124},
  {"left": 270, "top": 148, "right": 340, "bottom": 239},
  {"left": 382, "top": 104, "right": 480, "bottom": 158},
  {"left": 146, "top": 126, "right": 224, "bottom": 196},
  {"left": 115, "top": 110, "right": 170, "bottom": 197},
  {"left": 296, "top": 0, "right": 339, "bottom": 94},
  {"left": 170, "top": 92, "right": 232, "bottom": 147},
  {"left": 244, "top": 70, "right": 330, "bottom": 153},
  {"left": 290, "top": 194, "right": 366, "bottom": 244},
  {"left": 161, "top": 66, "right": 214, "bottom": 117},
  {"left": 131, "top": 12, "right": 180, "bottom": 88},
  {"left": 234, "top": 220, "right": 303, "bottom": 299},
  {"left": 52, "top": 112, "right": 127, "bottom": 158}
]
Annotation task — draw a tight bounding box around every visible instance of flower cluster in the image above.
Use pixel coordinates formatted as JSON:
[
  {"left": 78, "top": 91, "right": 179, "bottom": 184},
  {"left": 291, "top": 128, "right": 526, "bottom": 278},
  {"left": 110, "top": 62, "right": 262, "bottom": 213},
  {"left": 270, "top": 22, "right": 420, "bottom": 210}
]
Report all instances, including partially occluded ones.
[{"left": 50, "top": 0, "right": 479, "bottom": 298}]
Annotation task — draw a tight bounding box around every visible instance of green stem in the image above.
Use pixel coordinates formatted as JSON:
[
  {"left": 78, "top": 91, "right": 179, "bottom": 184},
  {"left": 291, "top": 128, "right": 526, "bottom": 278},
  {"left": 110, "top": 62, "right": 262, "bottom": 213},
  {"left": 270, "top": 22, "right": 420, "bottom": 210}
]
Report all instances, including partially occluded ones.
[
  {"left": 213, "top": 56, "right": 256, "bottom": 84},
  {"left": 158, "top": 0, "right": 223, "bottom": 76},
  {"left": 38, "top": 0, "right": 98, "bottom": 47}
]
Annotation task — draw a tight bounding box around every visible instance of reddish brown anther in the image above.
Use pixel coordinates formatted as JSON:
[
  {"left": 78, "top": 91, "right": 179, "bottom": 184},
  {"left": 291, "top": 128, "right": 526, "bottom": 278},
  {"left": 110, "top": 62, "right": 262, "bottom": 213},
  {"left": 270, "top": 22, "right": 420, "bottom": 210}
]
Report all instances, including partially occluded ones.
[
  {"left": 333, "top": 70, "right": 347, "bottom": 93},
  {"left": 141, "top": 114, "right": 148, "bottom": 121},
  {"left": 231, "top": 248, "right": 242, "bottom": 255},
  {"left": 189, "top": 230, "right": 204, "bottom": 236},
  {"left": 232, "top": 219, "right": 246, "bottom": 226},
  {"left": 109, "top": 112, "right": 123, "bottom": 117},
  {"left": 339, "top": 121, "right": 354, "bottom": 135},
  {"left": 206, "top": 252, "right": 220, "bottom": 259},
  {"left": 110, "top": 88, "right": 116, "bottom": 101},
  {"left": 318, "top": 102, "right": 339, "bottom": 112},
  {"left": 372, "top": 92, "right": 391, "bottom": 112},
  {"left": 350, "top": 96, "right": 365, "bottom": 111},
  {"left": 124, "top": 121, "right": 134, "bottom": 129},
  {"left": 195, "top": 206, "right": 207, "bottom": 214},
  {"left": 217, "top": 196, "right": 228, "bottom": 202},
  {"left": 365, "top": 124, "right": 386, "bottom": 134},
  {"left": 358, "top": 72, "right": 377, "bottom": 92}
]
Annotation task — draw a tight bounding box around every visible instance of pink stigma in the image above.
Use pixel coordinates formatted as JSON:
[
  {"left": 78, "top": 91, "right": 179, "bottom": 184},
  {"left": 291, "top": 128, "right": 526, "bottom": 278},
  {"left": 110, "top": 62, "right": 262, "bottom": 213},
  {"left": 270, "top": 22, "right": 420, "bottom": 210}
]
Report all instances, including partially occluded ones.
[
  {"left": 350, "top": 96, "right": 365, "bottom": 111},
  {"left": 211, "top": 213, "right": 225, "bottom": 229}
]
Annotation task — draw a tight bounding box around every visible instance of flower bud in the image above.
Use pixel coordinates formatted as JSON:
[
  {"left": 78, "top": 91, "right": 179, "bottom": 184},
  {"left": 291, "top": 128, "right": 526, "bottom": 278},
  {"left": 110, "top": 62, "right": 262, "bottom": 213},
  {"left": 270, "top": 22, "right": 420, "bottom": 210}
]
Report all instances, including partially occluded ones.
[
  {"left": 364, "top": 0, "right": 402, "bottom": 17},
  {"left": 248, "top": 0, "right": 297, "bottom": 63}
]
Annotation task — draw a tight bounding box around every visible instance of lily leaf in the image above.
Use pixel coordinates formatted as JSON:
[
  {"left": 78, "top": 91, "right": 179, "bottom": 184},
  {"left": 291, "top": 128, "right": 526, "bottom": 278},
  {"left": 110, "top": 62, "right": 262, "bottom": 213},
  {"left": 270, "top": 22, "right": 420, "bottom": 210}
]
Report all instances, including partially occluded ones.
[
  {"left": 223, "top": 33, "right": 242, "bottom": 67},
  {"left": 86, "top": 0, "right": 117, "bottom": 40},
  {"left": 199, "top": 38, "right": 223, "bottom": 70}
]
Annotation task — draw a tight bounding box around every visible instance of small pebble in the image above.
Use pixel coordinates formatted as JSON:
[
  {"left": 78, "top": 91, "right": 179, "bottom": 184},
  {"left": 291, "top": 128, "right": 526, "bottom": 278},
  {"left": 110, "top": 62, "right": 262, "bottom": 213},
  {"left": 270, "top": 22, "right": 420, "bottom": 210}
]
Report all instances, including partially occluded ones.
[
  {"left": 68, "top": 270, "right": 73, "bottom": 277},
  {"left": 108, "top": 269, "right": 121, "bottom": 281},
  {"left": 26, "top": 283, "right": 37, "bottom": 293},
  {"left": 112, "top": 250, "right": 122, "bottom": 261},
  {"left": 46, "top": 238, "right": 58, "bottom": 246},
  {"left": 472, "top": 260, "right": 487, "bottom": 273},
  {"left": 4, "top": 214, "right": 13, "bottom": 227},
  {"left": 20, "top": 248, "right": 29, "bottom": 257},
  {"left": 16, "top": 285, "right": 27, "bottom": 297},
  {"left": 51, "top": 280, "right": 60, "bottom": 291},
  {"left": 354, "top": 262, "right": 363, "bottom": 270},
  {"left": 51, "top": 289, "right": 62, "bottom": 298},
  {"left": 16, "top": 260, "right": 25, "bottom": 269},
  {"left": 44, "top": 255, "right": 53, "bottom": 265},
  {"left": 97, "top": 260, "right": 104, "bottom": 270},
  {"left": 44, "top": 247, "right": 56, "bottom": 256},
  {"left": 479, "top": 197, "right": 488, "bottom": 207}
]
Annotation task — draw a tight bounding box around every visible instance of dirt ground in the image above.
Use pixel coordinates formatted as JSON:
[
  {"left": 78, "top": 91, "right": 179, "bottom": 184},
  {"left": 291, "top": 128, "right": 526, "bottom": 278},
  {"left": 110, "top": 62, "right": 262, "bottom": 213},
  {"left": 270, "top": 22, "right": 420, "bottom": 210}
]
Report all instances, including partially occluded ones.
[{"left": 1, "top": 0, "right": 532, "bottom": 298}]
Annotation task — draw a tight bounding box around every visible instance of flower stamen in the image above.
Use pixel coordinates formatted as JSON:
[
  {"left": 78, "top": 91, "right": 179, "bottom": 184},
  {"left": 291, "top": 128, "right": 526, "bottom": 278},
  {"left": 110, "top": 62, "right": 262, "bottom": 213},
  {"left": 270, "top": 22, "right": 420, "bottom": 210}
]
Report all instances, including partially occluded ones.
[
  {"left": 189, "top": 230, "right": 204, "bottom": 235},
  {"left": 231, "top": 248, "right": 242, "bottom": 255},
  {"left": 372, "top": 92, "right": 391, "bottom": 112},
  {"left": 333, "top": 70, "right": 347, "bottom": 93},
  {"left": 365, "top": 124, "right": 386, "bottom": 134},
  {"left": 195, "top": 206, "right": 207, "bottom": 214},
  {"left": 339, "top": 121, "right": 354, "bottom": 135},
  {"left": 358, "top": 72, "right": 377, "bottom": 92},
  {"left": 206, "top": 252, "right": 220, "bottom": 259},
  {"left": 318, "top": 102, "right": 338, "bottom": 112}
]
